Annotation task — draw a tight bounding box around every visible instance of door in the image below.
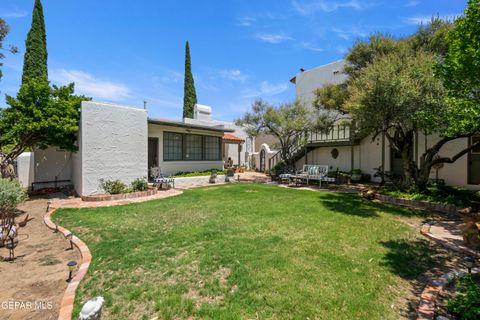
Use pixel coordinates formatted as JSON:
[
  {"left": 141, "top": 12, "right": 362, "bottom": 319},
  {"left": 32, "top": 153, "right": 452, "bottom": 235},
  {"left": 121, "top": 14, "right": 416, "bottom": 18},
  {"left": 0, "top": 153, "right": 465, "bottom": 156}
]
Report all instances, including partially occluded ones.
[
  {"left": 260, "top": 149, "right": 266, "bottom": 172},
  {"left": 390, "top": 148, "right": 404, "bottom": 176},
  {"left": 148, "top": 138, "right": 159, "bottom": 180},
  {"left": 468, "top": 136, "right": 480, "bottom": 185}
]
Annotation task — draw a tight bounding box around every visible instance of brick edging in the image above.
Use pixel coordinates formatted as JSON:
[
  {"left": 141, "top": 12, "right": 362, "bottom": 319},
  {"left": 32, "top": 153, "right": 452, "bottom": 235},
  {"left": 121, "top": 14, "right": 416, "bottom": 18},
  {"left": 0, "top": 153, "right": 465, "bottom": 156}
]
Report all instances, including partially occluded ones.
[
  {"left": 374, "top": 194, "right": 459, "bottom": 215},
  {"left": 44, "top": 208, "right": 92, "bottom": 320},
  {"left": 418, "top": 223, "right": 479, "bottom": 319},
  {"left": 417, "top": 267, "right": 479, "bottom": 320},
  {"left": 81, "top": 188, "right": 157, "bottom": 202}
]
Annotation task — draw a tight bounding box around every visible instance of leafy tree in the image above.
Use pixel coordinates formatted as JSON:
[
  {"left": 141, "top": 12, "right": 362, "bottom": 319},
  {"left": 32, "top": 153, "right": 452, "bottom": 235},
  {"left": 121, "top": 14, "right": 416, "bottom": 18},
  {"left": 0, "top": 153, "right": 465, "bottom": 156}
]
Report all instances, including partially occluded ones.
[
  {"left": 183, "top": 41, "right": 197, "bottom": 119},
  {"left": 22, "top": 0, "right": 48, "bottom": 84},
  {"left": 345, "top": 48, "right": 448, "bottom": 188},
  {"left": 0, "top": 18, "right": 19, "bottom": 82},
  {"left": 235, "top": 100, "right": 332, "bottom": 171},
  {"left": 0, "top": 80, "right": 87, "bottom": 178},
  {"left": 440, "top": 0, "right": 480, "bottom": 113}
]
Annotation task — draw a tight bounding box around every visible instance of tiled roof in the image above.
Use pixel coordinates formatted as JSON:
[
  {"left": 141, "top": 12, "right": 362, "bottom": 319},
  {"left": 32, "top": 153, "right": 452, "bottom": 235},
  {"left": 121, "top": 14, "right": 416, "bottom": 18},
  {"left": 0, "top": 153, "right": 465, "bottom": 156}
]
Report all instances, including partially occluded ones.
[{"left": 223, "top": 133, "right": 245, "bottom": 143}]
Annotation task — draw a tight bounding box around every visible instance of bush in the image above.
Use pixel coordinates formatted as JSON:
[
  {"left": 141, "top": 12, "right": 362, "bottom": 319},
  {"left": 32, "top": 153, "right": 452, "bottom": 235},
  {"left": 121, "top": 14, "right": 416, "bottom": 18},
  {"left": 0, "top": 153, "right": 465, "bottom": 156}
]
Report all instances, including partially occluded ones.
[
  {"left": 0, "top": 179, "right": 27, "bottom": 213},
  {"left": 100, "top": 179, "right": 126, "bottom": 195},
  {"left": 174, "top": 169, "right": 228, "bottom": 178},
  {"left": 131, "top": 178, "right": 148, "bottom": 192},
  {"left": 447, "top": 275, "right": 480, "bottom": 319}
]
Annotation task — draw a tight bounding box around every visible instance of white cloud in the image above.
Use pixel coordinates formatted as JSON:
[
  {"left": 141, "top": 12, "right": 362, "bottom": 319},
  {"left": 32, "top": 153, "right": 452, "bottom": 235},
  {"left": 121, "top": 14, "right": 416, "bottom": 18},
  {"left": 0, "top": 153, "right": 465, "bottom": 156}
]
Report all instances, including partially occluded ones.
[
  {"left": 243, "top": 81, "right": 288, "bottom": 98},
  {"left": 219, "top": 69, "right": 248, "bottom": 81},
  {"left": 336, "top": 46, "right": 348, "bottom": 54},
  {"left": 50, "top": 69, "right": 131, "bottom": 101},
  {"left": 156, "top": 70, "right": 183, "bottom": 84},
  {"left": 292, "top": 0, "right": 380, "bottom": 14},
  {"left": 402, "top": 13, "right": 461, "bottom": 25},
  {"left": 331, "top": 27, "right": 368, "bottom": 40},
  {"left": 300, "top": 41, "right": 324, "bottom": 52},
  {"left": 254, "top": 33, "right": 294, "bottom": 44},
  {"left": 0, "top": 10, "right": 28, "bottom": 19},
  {"left": 405, "top": 0, "right": 421, "bottom": 7},
  {"left": 237, "top": 17, "right": 256, "bottom": 27}
]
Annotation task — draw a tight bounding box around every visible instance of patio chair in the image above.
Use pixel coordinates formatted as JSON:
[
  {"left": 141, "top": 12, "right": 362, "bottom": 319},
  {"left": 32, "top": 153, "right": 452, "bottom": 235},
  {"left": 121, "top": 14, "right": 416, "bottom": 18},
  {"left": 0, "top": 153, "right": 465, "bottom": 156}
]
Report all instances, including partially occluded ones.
[{"left": 150, "top": 167, "right": 175, "bottom": 189}]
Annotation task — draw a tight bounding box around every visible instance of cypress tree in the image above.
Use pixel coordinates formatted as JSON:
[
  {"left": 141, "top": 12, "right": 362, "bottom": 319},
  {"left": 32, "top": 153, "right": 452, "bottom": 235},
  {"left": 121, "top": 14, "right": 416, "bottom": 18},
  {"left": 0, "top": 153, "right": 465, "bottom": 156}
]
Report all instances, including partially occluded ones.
[
  {"left": 183, "top": 41, "right": 197, "bottom": 119},
  {"left": 22, "top": 0, "right": 48, "bottom": 84}
]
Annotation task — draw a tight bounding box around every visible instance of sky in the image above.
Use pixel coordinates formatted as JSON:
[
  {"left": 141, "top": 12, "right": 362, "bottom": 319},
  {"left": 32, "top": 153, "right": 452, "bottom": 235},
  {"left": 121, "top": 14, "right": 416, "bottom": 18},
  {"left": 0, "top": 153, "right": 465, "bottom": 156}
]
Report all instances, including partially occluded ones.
[{"left": 0, "top": 0, "right": 467, "bottom": 121}]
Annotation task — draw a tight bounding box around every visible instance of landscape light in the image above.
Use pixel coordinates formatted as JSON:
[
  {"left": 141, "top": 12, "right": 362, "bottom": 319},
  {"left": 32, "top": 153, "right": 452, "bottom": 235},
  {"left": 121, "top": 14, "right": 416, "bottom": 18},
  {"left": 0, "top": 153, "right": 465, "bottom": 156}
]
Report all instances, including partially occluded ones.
[
  {"left": 67, "top": 260, "right": 78, "bottom": 282},
  {"left": 464, "top": 256, "right": 475, "bottom": 274}
]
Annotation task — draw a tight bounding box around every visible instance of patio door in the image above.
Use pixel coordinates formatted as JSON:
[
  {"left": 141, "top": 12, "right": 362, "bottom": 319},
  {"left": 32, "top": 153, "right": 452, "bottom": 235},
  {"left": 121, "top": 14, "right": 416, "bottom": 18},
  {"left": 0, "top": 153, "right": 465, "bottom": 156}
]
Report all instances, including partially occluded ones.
[
  {"left": 468, "top": 136, "right": 480, "bottom": 185},
  {"left": 148, "top": 138, "right": 158, "bottom": 180}
]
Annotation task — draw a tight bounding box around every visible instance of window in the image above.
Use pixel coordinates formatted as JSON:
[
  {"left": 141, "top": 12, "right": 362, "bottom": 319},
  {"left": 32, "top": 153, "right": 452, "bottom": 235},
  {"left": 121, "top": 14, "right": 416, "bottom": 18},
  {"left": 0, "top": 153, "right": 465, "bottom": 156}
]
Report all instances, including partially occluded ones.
[
  {"left": 163, "top": 132, "right": 182, "bottom": 161},
  {"left": 185, "top": 134, "right": 202, "bottom": 160},
  {"left": 472, "top": 136, "right": 480, "bottom": 154},
  {"left": 204, "top": 136, "right": 221, "bottom": 160}
]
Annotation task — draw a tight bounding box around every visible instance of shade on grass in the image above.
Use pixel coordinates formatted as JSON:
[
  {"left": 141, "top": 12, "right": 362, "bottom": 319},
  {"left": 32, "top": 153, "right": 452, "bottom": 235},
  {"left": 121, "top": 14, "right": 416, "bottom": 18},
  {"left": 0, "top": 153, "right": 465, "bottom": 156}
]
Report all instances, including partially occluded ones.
[{"left": 54, "top": 184, "right": 435, "bottom": 319}]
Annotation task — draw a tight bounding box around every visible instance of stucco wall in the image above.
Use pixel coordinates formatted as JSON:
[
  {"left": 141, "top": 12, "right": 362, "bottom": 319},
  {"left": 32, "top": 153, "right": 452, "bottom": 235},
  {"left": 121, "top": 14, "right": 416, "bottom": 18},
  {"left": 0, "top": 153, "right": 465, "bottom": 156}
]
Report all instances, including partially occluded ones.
[
  {"left": 294, "top": 60, "right": 348, "bottom": 108},
  {"left": 79, "top": 101, "right": 148, "bottom": 195},
  {"left": 148, "top": 123, "right": 223, "bottom": 176},
  {"left": 16, "top": 152, "right": 34, "bottom": 188},
  {"left": 33, "top": 147, "right": 72, "bottom": 183}
]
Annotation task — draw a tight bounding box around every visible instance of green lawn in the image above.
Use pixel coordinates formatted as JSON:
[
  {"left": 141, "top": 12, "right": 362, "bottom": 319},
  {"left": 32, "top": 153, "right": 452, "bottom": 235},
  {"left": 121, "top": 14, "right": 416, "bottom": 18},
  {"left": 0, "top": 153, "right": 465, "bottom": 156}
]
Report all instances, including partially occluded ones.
[{"left": 54, "top": 184, "right": 439, "bottom": 319}]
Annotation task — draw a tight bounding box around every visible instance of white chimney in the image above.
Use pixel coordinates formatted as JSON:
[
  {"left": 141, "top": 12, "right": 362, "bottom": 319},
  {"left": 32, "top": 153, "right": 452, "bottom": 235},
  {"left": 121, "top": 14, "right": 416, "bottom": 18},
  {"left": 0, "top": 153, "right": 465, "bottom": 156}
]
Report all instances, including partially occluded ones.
[{"left": 193, "top": 104, "right": 212, "bottom": 121}]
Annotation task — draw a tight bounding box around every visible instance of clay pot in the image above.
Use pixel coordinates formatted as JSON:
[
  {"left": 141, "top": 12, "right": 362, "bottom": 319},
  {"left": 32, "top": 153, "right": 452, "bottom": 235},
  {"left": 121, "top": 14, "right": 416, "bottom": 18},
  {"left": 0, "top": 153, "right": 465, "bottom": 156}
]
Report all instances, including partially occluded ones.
[{"left": 459, "top": 222, "right": 480, "bottom": 249}]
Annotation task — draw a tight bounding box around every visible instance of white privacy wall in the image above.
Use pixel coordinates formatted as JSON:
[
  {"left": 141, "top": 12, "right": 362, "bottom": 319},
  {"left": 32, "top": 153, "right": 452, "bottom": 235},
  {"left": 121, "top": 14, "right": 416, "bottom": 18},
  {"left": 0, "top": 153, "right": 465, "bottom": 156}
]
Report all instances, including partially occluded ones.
[{"left": 77, "top": 101, "right": 148, "bottom": 195}]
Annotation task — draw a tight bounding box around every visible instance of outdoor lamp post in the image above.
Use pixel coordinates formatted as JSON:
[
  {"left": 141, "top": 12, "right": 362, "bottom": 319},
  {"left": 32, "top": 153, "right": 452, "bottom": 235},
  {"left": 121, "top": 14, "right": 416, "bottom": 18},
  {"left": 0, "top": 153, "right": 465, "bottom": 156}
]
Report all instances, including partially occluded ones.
[
  {"left": 67, "top": 260, "right": 77, "bottom": 282},
  {"left": 464, "top": 256, "right": 475, "bottom": 274},
  {"left": 66, "top": 232, "right": 73, "bottom": 250}
]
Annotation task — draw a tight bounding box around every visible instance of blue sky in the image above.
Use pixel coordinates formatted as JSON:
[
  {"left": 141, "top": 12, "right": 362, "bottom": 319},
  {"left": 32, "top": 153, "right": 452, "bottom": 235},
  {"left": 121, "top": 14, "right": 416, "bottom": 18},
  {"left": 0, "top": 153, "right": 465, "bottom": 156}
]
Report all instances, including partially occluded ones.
[{"left": 0, "top": 0, "right": 467, "bottom": 121}]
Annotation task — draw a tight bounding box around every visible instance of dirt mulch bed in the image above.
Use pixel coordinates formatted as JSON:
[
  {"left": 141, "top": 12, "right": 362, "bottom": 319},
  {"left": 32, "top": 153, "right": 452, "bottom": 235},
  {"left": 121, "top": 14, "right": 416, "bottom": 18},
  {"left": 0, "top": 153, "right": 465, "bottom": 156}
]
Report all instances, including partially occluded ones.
[{"left": 0, "top": 195, "right": 80, "bottom": 320}]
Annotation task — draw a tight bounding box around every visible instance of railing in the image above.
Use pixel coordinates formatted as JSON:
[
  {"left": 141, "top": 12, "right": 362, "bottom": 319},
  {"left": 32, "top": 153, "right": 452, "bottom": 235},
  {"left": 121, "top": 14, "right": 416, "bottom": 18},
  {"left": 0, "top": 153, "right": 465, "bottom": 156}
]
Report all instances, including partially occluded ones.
[
  {"left": 268, "top": 125, "right": 353, "bottom": 171},
  {"left": 307, "top": 124, "right": 351, "bottom": 143}
]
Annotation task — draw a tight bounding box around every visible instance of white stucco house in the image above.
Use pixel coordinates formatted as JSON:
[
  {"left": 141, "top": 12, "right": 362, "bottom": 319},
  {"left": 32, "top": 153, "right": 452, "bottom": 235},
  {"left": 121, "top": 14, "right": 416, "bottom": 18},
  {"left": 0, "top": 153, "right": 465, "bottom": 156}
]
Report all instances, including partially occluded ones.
[
  {"left": 266, "top": 60, "right": 480, "bottom": 190},
  {"left": 16, "top": 101, "right": 253, "bottom": 196}
]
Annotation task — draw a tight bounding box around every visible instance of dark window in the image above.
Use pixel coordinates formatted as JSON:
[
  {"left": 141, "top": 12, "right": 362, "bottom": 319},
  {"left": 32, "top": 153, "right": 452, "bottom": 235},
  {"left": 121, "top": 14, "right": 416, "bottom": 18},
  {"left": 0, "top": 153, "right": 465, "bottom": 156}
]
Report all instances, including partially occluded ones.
[
  {"left": 204, "top": 136, "right": 221, "bottom": 160},
  {"left": 472, "top": 136, "right": 480, "bottom": 154},
  {"left": 185, "top": 134, "right": 203, "bottom": 160},
  {"left": 163, "top": 132, "right": 183, "bottom": 161}
]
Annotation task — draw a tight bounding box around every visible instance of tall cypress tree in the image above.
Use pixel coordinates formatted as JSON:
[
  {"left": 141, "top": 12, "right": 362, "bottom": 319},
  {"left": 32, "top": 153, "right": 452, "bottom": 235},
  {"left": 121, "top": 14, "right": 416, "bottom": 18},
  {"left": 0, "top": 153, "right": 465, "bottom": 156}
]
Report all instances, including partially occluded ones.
[
  {"left": 22, "top": 0, "right": 48, "bottom": 84},
  {"left": 183, "top": 41, "right": 197, "bottom": 119}
]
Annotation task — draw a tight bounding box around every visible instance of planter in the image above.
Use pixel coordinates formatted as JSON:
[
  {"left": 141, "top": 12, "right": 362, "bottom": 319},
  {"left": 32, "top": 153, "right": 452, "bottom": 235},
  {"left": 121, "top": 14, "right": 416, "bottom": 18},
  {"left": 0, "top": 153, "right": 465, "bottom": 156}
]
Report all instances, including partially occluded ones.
[{"left": 81, "top": 188, "right": 157, "bottom": 202}]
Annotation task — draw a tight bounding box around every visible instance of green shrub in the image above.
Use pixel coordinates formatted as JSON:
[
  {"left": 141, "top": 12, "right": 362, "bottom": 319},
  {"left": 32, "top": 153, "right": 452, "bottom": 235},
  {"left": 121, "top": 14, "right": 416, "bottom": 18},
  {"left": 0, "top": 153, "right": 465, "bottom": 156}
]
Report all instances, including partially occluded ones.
[
  {"left": 100, "top": 179, "right": 126, "bottom": 195},
  {"left": 0, "top": 179, "right": 27, "bottom": 212},
  {"left": 447, "top": 275, "right": 480, "bottom": 319},
  {"left": 131, "top": 178, "right": 148, "bottom": 192}
]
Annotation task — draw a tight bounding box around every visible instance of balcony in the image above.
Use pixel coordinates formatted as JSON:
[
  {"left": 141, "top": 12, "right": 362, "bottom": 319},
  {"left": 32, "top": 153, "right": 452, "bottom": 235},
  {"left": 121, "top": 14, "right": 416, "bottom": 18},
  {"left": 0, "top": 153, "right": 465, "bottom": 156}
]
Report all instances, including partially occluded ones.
[{"left": 307, "top": 124, "right": 353, "bottom": 146}]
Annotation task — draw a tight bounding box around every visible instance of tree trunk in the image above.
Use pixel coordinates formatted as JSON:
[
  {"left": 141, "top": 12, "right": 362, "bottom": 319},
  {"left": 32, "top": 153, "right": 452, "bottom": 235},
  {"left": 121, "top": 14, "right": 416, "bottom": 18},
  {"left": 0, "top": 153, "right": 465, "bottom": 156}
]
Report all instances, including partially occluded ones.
[{"left": 0, "top": 155, "right": 16, "bottom": 180}]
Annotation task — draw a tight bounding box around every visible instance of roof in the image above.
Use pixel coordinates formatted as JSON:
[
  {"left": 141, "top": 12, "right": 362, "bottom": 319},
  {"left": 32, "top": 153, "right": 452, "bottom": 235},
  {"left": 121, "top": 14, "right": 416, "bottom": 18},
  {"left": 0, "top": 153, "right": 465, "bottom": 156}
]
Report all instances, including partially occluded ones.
[
  {"left": 290, "top": 59, "right": 346, "bottom": 84},
  {"left": 223, "top": 133, "right": 245, "bottom": 143},
  {"left": 148, "top": 118, "right": 235, "bottom": 133}
]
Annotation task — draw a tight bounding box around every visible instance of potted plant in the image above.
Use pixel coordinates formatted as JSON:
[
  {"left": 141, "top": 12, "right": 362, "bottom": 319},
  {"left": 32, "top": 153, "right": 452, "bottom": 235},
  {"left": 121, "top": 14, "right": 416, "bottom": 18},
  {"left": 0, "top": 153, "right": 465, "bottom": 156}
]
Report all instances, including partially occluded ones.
[{"left": 350, "top": 169, "right": 362, "bottom": 182}]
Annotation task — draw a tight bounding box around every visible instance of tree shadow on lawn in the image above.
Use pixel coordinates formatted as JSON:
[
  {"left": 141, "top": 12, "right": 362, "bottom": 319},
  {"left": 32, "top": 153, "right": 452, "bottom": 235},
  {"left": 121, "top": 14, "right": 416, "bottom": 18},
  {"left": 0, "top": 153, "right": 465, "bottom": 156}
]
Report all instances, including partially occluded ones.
[
  {"left": 380, "top": 237, "right": 453, "bottom": 318},
  {"left": 318, "top": 192, "right": 428, "bottom": 219}
]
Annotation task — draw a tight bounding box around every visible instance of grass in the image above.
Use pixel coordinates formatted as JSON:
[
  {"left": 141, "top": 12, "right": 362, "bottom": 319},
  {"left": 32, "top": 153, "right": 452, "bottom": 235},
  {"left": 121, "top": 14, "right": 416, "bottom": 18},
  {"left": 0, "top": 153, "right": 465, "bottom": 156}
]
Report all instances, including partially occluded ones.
[
  {"left": 174, "top": 169, "right": 228, "bottom": 178},
  {"left": 54, "top": 184, "right": 436, "bottom": 319},
  {"left": 379, "top": 184, "right": 480, "bottom": 208}
]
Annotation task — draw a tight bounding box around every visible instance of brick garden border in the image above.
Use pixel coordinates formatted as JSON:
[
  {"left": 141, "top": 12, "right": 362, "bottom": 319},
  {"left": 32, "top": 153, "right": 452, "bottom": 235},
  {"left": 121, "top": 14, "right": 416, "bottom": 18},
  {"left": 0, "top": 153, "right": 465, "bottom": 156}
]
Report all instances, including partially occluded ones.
[
  {"left": 417, "top": 223, "right": 479, "bottom": 319},
  {"left": 374, "top": 194, "right": 459, "bottom": 215},
  {"left": 81, "top": 188, "right": 157, "bottom": 202},
  {"left": 44, "top": 208, "right": 91, "bottom": 320}
]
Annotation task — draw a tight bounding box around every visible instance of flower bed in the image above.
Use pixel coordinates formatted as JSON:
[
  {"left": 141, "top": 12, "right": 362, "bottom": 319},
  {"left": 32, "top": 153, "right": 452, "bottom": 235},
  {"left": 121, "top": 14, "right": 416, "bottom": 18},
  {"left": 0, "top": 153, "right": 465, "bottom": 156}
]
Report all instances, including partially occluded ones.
[
  {"left": 81, "top": 188, "right": 157, "bottom": 202},
  {"left": 374, "top": 194, "right": 459, "bottom": 215}
]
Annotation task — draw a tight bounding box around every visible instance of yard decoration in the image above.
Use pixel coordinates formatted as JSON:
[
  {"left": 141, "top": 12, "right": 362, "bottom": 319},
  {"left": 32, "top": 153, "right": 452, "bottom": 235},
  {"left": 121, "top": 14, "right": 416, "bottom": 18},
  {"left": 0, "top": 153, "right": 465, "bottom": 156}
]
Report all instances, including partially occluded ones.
[{"left": 209, "top": 171, "right": 217, "bottom": 183}]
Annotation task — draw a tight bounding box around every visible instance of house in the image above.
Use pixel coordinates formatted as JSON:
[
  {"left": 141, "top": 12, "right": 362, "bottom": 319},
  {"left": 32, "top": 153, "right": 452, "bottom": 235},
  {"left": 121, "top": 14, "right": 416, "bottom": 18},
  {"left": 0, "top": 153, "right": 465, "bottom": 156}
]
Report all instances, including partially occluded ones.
[
  {"left": 16, "top": 101, "right": 253, "bottom": 196},
  {"left": 270, "top": 60, "right": 480, "bottom": 190}
]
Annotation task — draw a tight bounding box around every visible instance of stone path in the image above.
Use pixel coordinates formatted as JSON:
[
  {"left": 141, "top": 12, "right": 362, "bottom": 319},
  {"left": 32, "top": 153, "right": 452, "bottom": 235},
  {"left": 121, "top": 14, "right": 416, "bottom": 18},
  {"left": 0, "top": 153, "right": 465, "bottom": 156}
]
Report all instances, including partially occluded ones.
[
  {"left": 0, "top": 196, "right": 80, "bottom": 320},
  {"left": 421, "top": 220, "right": 478, "bottom": 257}
]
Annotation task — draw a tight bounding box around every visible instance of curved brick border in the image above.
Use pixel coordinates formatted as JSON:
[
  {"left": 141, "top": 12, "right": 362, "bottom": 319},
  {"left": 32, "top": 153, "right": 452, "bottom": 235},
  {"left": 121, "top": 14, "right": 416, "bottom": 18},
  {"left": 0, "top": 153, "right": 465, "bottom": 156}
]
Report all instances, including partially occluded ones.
[
  {"left": 374, "top": 194, "right": 459, "bottom": 215},
  {"left": 418, "top": 223, "right": 479, "bottom": 319},
  {"left": 44, "top": 208, "right": 91, "bottom": 320},
  {"left": 81, "top": 188, "right": 157, "bottom": 202},
  {"left": 417, "top": 268, "right": 479, "bottom": 320}
]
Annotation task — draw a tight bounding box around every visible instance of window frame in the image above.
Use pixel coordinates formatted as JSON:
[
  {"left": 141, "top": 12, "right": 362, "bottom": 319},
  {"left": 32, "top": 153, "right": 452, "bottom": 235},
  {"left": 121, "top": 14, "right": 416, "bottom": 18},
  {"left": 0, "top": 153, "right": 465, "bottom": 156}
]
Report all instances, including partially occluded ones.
[{"left": 163, "top": 131, "right": 222, "bottom": 162}]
